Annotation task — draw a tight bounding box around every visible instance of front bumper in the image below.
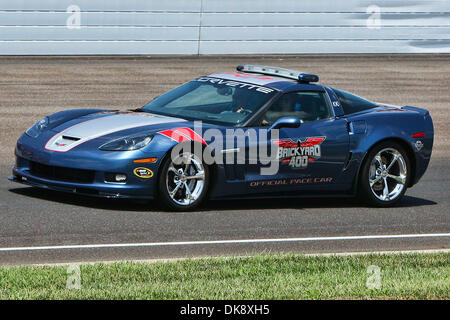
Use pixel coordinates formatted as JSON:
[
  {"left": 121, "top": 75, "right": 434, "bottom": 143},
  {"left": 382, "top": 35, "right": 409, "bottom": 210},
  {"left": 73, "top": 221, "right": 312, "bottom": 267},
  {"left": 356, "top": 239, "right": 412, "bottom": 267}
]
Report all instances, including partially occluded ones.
[
  {"left": 9, "top": 166, "right": 154, "bottom": 199},
  {"left": 10, "top": 144, "right": 165, "bottom": 199}
]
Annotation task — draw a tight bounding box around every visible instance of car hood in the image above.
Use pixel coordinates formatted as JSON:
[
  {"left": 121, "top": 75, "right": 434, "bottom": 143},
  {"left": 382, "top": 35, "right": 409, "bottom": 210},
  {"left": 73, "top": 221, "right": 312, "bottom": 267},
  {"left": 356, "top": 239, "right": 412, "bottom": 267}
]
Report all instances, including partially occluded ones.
[{"left": 45, "top": 111, "right": 187, "bottom": 152}]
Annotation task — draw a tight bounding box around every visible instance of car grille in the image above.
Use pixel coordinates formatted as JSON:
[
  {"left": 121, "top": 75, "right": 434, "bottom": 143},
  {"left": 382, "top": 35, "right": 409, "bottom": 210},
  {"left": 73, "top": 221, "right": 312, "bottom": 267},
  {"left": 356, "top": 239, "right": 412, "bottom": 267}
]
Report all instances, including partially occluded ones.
[{"left": 29, "top": 161, "right": 95, "bottom": 184}]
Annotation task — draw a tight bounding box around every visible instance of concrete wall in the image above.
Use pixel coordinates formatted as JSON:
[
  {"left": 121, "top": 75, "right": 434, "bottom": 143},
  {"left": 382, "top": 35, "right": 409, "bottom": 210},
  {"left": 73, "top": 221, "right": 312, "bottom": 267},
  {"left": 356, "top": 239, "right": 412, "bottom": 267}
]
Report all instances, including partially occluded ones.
[{"left": 0, "top": 0, "right": 448, "bottom": 55}]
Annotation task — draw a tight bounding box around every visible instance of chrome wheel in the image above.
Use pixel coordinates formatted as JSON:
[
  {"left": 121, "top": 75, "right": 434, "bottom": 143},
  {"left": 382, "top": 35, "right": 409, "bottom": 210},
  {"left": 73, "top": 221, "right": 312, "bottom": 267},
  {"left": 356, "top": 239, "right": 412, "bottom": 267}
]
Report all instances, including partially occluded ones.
[
  {"left": 368, "top": 148, "right": 407, "bottom": 201},
  {"left": 165, "top": 152, "right": 205, "bottom": 206}
]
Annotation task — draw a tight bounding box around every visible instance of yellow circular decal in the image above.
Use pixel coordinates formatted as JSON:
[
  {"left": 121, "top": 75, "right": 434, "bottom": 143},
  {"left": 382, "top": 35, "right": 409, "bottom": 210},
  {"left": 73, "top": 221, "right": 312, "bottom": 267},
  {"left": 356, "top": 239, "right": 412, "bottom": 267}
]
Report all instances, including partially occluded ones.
[{"left": 133, "top": 167, "right": 153, "bottom": 179}]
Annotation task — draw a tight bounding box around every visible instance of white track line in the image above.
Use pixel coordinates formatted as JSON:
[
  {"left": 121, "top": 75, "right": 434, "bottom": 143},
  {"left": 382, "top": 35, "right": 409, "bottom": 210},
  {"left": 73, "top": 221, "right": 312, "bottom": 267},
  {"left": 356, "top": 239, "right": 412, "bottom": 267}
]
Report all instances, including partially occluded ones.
[{"left": 0, "top": 233, "right": 449, "bottom": 252}]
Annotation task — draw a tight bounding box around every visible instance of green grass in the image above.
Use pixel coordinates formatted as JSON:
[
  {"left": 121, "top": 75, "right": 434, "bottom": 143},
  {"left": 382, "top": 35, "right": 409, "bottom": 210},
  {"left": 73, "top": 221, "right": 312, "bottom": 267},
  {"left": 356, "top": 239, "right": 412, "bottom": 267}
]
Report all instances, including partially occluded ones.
[{"left": 0, "top": 253, "right": 449, "bottom": 299}]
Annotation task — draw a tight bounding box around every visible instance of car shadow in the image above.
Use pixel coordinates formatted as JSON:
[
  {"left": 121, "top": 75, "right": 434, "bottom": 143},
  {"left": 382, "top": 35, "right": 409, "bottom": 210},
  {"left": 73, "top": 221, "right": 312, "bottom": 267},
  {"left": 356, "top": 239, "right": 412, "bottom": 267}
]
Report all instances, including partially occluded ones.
[
  {"left": 8, "top": 187, "right": 149, "bottom": 212},
  {"left": 8, "top": 187, "right": 437, "bottom": 212},
  {"left": 201, "top": 195, "right": 437, "bottom": 211}
]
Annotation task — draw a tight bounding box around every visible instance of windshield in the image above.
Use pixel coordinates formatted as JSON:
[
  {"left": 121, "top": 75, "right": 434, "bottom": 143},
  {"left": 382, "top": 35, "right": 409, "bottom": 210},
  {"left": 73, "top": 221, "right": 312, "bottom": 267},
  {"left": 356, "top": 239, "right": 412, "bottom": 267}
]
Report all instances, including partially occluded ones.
[{"left": 142, "top": 77, "right": 277, "bottom": 125}]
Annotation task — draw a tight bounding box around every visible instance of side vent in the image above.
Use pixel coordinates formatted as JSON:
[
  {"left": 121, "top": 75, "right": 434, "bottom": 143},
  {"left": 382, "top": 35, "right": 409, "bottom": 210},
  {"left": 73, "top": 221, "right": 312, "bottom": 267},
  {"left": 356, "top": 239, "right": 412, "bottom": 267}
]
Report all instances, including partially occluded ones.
[
  {"left": 343, "top": 152, "right": 353, "bottom": 171},
  {"left": 348, "top": 120, "right": 367, "bottom": 134}
]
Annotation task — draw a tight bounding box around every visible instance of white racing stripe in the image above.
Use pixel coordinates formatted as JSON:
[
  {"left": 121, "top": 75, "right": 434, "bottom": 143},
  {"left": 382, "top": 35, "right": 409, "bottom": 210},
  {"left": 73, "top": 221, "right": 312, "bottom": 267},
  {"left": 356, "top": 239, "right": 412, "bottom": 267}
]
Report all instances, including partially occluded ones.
[
  {"left": 0, "top": 233, "right": 449, "bottom": 252},
  {"left": 45, "top": 112, "right": 184, "bottom": 152}
]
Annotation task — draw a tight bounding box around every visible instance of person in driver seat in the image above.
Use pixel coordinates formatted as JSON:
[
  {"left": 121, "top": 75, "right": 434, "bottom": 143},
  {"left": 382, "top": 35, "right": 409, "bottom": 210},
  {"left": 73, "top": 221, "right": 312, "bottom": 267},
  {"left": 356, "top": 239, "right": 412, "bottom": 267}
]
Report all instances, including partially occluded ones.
[
  {"left": 231, "top": 88, "right": 251, "bottom": 113},
  {"left": 297, "top": 97, "right": 320, "bottom": 121},
  {"left": 260, "top": 94, "right": 295, "bottom": 126}
]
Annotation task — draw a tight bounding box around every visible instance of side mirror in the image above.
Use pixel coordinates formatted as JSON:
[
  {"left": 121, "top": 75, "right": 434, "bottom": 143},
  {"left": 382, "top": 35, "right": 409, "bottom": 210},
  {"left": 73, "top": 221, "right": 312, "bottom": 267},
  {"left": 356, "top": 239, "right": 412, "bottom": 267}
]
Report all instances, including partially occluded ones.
[{"left": 269, "top": 116, "right": 301, "bottom": 131}]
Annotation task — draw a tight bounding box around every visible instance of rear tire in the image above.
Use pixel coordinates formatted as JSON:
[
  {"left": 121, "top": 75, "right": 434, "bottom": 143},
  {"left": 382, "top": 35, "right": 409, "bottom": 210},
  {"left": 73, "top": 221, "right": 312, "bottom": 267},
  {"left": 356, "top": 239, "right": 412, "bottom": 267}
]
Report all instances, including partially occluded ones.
[
  {"left": 359, "top": 141, "right": 410, "bottom": 207},
  {"left": 157, "top": 148, "right": 209, "bottom": 211}
]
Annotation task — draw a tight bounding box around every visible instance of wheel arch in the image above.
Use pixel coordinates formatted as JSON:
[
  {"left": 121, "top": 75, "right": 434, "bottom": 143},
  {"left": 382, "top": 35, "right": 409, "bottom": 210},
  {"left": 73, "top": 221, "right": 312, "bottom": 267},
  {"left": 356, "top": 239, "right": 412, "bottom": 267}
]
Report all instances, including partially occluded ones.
[
  {"left": 355, "top": 137, "right": 416, "bottom": 190},
  {"left": 155, "top": 141, "right": 218, "bottom": 199}
]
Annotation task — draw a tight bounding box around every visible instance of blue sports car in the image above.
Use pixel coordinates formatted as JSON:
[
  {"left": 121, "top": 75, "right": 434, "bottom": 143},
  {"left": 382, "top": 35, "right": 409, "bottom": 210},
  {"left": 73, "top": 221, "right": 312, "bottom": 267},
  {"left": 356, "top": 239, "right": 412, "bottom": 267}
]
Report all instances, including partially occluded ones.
[{"left": 10, "top": 65, "right": 434, "bottom": 211}]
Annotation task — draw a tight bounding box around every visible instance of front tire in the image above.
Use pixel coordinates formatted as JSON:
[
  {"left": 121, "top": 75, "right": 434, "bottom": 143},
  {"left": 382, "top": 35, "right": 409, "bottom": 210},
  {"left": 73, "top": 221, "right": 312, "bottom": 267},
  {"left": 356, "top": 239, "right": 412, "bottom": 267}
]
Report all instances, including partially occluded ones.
[
  {"left": 157, "top": 149, "right": 209, "bottom": 211},
  {"left": 359, "top": 141, "right": 410, "bottom": 207}
]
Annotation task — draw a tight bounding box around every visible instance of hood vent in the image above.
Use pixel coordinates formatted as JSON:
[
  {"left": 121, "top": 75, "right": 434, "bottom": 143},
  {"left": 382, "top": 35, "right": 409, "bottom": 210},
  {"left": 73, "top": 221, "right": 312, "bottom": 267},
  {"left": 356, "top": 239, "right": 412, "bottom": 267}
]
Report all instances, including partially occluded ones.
[{"left": 62, "top": 136, "right": 80, "bottom": 141}]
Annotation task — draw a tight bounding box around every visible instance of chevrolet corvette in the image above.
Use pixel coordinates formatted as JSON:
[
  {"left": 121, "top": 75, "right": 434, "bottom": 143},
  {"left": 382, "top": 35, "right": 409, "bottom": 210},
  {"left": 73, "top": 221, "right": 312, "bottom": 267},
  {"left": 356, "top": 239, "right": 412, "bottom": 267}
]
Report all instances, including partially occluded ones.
[{"left": 10, "top": 65, "right": 434, "bottom": 210}]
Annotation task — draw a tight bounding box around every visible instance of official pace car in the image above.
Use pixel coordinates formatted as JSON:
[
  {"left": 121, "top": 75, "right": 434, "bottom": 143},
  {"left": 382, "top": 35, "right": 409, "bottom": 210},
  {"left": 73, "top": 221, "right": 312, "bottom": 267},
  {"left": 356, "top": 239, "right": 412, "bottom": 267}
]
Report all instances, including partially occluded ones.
[{"left": 10, "top": 65, "right": 434, "bottom": 211}]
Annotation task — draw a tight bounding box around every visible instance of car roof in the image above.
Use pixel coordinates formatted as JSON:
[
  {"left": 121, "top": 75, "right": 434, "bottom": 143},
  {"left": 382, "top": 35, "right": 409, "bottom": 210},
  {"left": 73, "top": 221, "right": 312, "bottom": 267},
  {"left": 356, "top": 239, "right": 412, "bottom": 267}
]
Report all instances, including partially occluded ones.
[{"left": 207, "top": 72, "right": 325, "bottom": 92}]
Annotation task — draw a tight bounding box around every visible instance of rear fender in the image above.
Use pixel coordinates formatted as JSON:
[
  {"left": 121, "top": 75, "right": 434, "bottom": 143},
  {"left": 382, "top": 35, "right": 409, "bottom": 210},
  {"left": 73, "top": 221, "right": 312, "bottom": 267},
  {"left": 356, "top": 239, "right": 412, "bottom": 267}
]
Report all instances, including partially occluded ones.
[{"left": 348, "top": 109, "right": 433, "bottom": 189}]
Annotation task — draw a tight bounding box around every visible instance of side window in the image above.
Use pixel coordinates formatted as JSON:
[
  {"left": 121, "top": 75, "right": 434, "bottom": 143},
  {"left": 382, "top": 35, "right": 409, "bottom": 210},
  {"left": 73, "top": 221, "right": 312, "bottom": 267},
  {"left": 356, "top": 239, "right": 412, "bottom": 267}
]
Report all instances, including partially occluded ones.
[
  {"left": 260, "top": 91, "right": 332, "bottom": 126},
  {"left": 332, "top": 88, "right": 377, "bottom": 115}
]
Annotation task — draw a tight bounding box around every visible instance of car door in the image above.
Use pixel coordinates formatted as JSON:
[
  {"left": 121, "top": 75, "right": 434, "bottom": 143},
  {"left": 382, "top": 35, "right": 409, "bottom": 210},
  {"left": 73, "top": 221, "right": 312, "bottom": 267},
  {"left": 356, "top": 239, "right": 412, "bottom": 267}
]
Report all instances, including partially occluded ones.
[{"left": 244, "top": 90, "right": 350, "bottom": 193}]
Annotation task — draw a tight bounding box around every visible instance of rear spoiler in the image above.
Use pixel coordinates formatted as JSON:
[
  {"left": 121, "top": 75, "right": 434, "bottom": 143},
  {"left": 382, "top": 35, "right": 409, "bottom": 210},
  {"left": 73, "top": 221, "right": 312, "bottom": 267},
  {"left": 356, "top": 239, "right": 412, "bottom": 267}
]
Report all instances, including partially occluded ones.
[{"left": 402, "top": 105, "right": 430, "bottom": 116}]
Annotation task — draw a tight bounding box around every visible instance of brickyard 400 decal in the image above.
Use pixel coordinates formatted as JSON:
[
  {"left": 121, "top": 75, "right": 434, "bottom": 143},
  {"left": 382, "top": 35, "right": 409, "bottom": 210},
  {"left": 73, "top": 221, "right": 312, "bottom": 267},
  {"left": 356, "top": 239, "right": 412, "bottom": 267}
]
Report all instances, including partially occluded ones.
[{"left": 274, "top": 137, "right": 326, "bottom": 168}]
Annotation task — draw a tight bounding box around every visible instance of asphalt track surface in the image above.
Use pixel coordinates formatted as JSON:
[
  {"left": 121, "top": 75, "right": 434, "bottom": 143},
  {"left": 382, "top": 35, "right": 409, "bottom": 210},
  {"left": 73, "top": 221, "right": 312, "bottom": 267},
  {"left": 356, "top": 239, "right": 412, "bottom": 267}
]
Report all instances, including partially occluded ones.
[{"left": 0, "top": 55, "right": 449, "bottom": 265}]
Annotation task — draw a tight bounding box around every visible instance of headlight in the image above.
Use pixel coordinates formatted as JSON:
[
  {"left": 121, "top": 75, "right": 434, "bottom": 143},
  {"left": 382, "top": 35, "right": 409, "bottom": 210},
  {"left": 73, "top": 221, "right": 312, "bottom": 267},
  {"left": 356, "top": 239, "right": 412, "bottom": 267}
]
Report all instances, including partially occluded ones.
[
  {"left": 25, "top": 117, "right": 49, "bottom": 138},
  {"left": 99, "top": 134, "right": 153, "bottom": 151}
]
